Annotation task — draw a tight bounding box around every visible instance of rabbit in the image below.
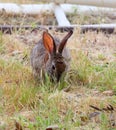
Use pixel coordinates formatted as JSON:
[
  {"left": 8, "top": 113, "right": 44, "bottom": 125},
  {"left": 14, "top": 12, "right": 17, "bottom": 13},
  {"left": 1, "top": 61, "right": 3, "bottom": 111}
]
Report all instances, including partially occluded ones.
[{"left": 30, "top": 30, "right": 73, "bottom": 82}]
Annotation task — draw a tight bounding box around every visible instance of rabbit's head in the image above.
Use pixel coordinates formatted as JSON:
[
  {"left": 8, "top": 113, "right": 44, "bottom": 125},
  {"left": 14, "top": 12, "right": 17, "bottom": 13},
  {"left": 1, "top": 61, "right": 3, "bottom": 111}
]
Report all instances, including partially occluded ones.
[{"left": 43, "top": 30, "right": 73, "bottom": 82}]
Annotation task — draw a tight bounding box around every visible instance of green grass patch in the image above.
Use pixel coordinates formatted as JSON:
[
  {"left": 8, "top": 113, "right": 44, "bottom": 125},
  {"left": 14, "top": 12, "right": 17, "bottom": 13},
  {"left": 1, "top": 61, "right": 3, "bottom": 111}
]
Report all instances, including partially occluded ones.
[{"left": 67, "top": 51, "right": 116, "bottom": 91}]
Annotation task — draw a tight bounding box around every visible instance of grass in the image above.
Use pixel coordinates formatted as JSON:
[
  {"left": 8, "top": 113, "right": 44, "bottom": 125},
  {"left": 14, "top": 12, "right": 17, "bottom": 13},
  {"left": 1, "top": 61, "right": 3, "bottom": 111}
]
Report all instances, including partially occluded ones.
[
  {"left": 67, "top": 51, "right": 116, "bottom": 91},
  {"left": 0, "top": 30, "right": 116, "bottom": 129}
]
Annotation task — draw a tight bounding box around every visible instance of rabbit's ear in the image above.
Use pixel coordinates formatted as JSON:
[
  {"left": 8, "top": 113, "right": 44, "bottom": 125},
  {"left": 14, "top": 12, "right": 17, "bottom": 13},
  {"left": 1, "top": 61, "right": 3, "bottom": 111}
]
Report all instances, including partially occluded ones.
[
  {"left": 43, "top": 31, "right": 56, "bottom": 54},
  {"left": 58, "top": 30, "right": 73, "bottom": 54}
]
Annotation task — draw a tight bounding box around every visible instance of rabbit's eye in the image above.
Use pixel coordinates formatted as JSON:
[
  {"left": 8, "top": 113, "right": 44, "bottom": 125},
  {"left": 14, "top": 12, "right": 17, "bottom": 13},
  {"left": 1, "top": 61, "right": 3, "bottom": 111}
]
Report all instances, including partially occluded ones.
[{"left": 52, "top": 65, "right": 56, "bottom": 70}]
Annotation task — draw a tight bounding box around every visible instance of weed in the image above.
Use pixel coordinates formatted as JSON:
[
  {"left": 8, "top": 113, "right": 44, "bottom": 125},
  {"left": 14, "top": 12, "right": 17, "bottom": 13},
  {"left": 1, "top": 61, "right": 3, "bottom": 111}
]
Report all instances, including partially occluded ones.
[
  {"left": 100, "top": 112, "right": 109, "bottom": 130},
  {"left": 97, "top": 54, "right": 106, "bottom": 61}
]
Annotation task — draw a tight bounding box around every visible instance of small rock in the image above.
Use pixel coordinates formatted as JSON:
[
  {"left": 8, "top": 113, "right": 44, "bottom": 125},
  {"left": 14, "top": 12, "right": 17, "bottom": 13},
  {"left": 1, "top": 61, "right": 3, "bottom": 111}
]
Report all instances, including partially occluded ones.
[
  {"left": 15, "top": 121, "right": 23, "bottom": 130},
  {"left": 102, "top": 90, "right": 114, "bottom": 96},
  {"left": 11, "top": 50, "right": 22, "bottom": 56},
  {"left": 92, "top": 90, "right": 100, "bottom": 95},
  {"left": 63, "top": 86, "right": 71, "bottom": 92},
  {"left": 46, "top": 125, "right": 59, "bottom": 130}
]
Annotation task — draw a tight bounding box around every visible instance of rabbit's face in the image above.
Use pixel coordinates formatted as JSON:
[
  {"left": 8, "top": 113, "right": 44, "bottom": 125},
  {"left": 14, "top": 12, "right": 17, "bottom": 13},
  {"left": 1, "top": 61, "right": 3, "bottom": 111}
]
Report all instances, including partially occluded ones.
[{"left": 47, "top": 53, "right": 66, "bottom": 82}]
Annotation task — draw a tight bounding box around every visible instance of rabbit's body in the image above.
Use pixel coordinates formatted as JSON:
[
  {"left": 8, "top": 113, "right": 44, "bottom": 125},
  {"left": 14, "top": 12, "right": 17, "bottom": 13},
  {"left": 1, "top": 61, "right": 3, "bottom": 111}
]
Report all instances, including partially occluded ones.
[{"left": 30, "top": 31, "right": 73, "bottom": 82}]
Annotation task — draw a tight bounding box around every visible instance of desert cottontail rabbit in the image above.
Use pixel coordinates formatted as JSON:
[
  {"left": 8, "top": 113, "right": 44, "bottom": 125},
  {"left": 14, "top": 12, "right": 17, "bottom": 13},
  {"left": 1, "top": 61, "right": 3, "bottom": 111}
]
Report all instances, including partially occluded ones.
[{"left": 30, "top": 30, "right": 73, "bottom": 82}]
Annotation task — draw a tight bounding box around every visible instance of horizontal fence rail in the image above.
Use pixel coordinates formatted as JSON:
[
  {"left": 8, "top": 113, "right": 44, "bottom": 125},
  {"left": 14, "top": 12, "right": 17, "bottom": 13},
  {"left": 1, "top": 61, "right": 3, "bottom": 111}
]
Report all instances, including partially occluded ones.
[
  {"left": 0, "top": 3, "right": 116, "bottom": 14},
  {"left": 0, "top": 24, "right": 116, "bottom": 34}
]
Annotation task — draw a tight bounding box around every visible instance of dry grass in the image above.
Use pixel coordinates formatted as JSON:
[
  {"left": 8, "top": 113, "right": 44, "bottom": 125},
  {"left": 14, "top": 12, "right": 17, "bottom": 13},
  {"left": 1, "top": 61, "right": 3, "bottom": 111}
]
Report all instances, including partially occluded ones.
[
  {"left": 0, "top": 12, "right": 56, "bottom": 25},
  {"left": 0, "top": 29, "right": 116, "bottom": 129}
]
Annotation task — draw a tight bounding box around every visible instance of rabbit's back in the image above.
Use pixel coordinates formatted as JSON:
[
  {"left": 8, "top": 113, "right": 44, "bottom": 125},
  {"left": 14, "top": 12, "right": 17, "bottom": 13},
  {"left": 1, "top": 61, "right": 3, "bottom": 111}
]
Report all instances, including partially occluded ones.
[{"left": 30, "top": 39, "right": 46, "bottom": 77}]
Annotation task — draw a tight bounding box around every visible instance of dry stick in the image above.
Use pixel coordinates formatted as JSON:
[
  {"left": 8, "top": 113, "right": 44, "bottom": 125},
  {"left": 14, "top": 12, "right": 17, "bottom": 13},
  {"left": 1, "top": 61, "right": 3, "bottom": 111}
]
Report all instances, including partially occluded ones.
[
  {"left": 0, "top": 25, "right": 115, "bottom": 34},
  {"left": 90, "top": 104, "right": 115, "bottom": 112}
]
